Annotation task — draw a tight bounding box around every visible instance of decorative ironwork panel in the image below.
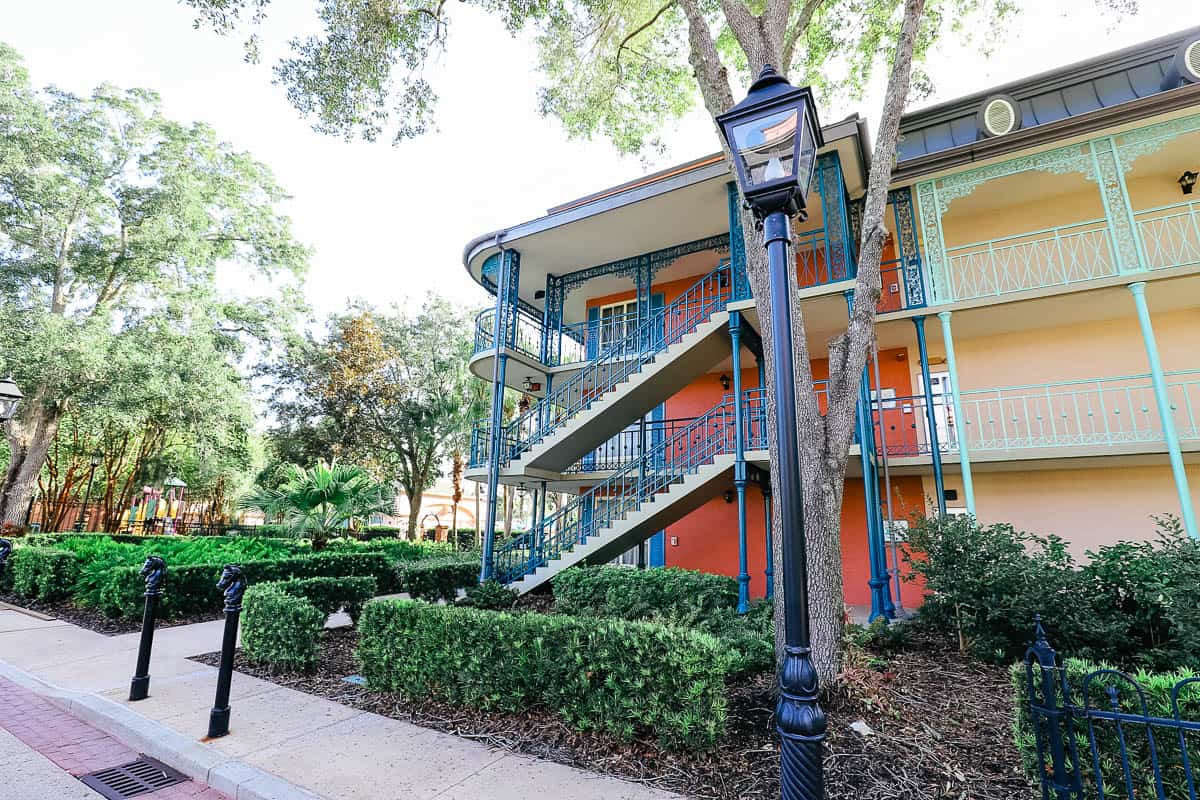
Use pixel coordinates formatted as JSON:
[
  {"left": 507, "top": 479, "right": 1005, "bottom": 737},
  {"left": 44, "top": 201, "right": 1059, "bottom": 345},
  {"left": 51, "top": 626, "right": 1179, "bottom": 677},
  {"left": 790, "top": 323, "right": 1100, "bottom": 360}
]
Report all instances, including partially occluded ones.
[
  {"left": 726, "top": 182, "right": 751, "bottom": 300},
  {"left": 915, "top": 181, "right": 949, "bottom": 303},
  {"left": 932, "top": 142, "right": 1096, "bottom": 211},
  {"left": 891, "top": 187, "right": 926, "bottom": 308},
  {"left": 1112, "top": 111, "right": 1200, "bottom": 171},
  {"left": 1089, "top": 137, "right": 1144, "bottom": 272},
  {"left": 815, "top": 151, "right": 853, "bottom": 281}
]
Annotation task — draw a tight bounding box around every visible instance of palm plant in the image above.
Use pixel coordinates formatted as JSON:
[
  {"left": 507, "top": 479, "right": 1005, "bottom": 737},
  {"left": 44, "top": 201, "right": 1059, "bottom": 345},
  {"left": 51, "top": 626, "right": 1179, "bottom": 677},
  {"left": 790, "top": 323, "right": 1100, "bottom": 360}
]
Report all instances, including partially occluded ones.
[{"left": 238, "top": 461, "right": 395, "bottom": 549}]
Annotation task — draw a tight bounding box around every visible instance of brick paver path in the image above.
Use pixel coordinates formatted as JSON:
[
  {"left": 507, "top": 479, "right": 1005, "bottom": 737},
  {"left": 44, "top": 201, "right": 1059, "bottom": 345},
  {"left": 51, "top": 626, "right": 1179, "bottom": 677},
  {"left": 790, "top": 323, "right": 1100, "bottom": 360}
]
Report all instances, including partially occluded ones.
[{"left": 0, "top": 676, "right": 229, "bottom": 799}]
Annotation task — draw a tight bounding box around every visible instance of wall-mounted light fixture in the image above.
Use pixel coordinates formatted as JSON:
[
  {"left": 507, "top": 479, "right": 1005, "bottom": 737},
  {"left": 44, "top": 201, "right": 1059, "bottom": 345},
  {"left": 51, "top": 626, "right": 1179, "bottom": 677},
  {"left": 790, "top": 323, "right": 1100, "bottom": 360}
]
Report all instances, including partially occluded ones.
[
  {"left": 1179, "top": 170, "right": 1198, "bottom": 195},
  {"left": 719, "top": 374, "right": 731, "bottom": 391},
  {"left": 723, "top": 490, "right": 734, "bottom": 504},
  {"left": 521, "top": 376, "right": 542, "bottom": 392}
]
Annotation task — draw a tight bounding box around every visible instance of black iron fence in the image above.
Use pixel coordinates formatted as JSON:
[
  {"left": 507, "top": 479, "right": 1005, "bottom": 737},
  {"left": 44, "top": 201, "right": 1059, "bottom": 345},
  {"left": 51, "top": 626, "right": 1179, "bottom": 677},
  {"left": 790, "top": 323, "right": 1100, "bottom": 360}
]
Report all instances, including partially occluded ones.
[{"left": 1022, "top": 617, "right": 1200, "bottom": 800}]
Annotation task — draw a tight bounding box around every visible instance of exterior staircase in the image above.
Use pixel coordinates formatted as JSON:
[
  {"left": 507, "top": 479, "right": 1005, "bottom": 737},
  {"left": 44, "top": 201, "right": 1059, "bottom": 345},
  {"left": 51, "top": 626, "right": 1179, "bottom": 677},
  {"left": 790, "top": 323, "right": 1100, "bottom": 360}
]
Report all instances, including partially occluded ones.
[
  {"left": 493, "top": 390, "right": 766, "bottom": 593},
  {"left": 475, "top": 263, "right": 738, "bottom": 476}
]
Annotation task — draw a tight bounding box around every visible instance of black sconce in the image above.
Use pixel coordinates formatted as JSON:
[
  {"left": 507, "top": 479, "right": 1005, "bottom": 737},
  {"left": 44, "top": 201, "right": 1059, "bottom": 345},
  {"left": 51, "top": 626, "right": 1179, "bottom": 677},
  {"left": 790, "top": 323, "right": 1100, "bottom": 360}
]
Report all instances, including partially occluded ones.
[
  {"left": 719, "top": 374, "right": 731, "bottom": 391},
  {"left": 723, "top": 490, "right": 734, "bottom": 504},
  {"left": 1180, "top": 170, "right": 1198, "bottom": 195}
]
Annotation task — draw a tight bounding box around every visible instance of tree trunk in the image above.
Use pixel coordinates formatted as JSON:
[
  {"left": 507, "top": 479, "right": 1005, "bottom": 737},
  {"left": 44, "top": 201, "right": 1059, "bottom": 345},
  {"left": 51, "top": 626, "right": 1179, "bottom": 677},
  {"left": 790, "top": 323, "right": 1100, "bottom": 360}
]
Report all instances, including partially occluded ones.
[
  {"left": 405, "top": 488, "right": 423, "bottom": 540},
  {"left": 1, "top": 394, "right": 64, "bottom": 528}
]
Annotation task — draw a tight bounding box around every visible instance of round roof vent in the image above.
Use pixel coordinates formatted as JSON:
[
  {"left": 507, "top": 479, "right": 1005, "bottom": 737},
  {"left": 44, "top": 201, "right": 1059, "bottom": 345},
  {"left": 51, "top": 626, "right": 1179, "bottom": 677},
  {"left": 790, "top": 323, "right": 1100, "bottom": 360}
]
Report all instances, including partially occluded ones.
[
  {"left": 1183, "top": 39, "right": 1200, "bottom": 82},
  {"left": 977, "top": 94, "right": 1021, "bottom": 138}
]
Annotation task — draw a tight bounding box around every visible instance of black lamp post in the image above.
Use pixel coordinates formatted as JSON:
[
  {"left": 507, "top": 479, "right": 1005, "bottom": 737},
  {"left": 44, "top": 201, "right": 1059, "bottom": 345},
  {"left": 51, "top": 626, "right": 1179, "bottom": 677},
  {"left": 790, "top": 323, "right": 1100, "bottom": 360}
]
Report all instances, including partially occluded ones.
[
  {"left": 717, "top": 64, "right": 826, "bottom": 800},
  {"left": 0, "top": 376, "right": 23, "bottom": 423},
  {"left": 75, "top": 451, "right": 103, "bottom": 532}
]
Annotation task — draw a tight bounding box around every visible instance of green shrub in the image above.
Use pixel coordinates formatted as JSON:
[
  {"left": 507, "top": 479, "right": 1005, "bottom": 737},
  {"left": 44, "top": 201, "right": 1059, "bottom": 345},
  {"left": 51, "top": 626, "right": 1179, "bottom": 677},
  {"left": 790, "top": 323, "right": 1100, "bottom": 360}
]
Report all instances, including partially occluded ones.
[
  {"left": 906, "top": 514, "right": 1200, "bottom": 669},
  {"left": 7, "top": 547, "right": 79, "bottom": 602},
  {"left": 395, "top": 556, "right": 478, "bottom": 602},
  {"left": 358, "top": 599, "right": 728, "bottom": 749},
  {"left": 94, "top": 551, "right": 398, "bottom": 619},
  {"left": 242, "top": 584, "right": 325, "bottom": 671},
  {"left": 461, "top": 579, "right": 517, "bottom": 610},
  {"left": 552, "top": 566, "right": 738, "bottom": 622},
  {"left": 270, "top": 576, "right": 377, "bottom": 622},
  {"left": 1011, "top": 658, "right": 1200, "bottom": 798}
]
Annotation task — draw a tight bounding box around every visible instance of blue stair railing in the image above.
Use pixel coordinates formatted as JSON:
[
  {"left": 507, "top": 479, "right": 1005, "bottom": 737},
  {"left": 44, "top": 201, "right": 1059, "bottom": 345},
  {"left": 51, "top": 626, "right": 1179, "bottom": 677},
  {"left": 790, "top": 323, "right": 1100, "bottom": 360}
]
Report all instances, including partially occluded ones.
[
  {"left": 494, "top": 262, "right": 735, "bottom": 469},
  {"left": 493, "top": 388, "right": 766, "bottom": 584}
]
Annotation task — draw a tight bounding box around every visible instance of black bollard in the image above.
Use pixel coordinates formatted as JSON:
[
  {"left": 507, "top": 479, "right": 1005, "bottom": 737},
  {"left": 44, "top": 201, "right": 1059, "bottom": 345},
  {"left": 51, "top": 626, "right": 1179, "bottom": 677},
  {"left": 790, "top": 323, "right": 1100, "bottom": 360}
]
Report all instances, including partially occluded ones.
[
  {"left": 129, "top": 556, "right": 167, "bottom": 701},
  {"left": 0, "top": 538, "right": 12, "bottom": 582},
  {"left": 207, "top": 564, "right": 245, "bottom": 739}
]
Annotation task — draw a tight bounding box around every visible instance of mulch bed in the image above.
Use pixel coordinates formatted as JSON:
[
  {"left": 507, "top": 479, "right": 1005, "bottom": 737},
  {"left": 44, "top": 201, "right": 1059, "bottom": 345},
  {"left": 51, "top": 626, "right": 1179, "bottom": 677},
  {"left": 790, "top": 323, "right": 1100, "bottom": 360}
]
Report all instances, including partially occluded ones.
[
  {"left": 191, "top": 625, "right": 1032, "bottom": 799},
  {"left": 0, "top": 592, "right": 220, "bottom": 636}
]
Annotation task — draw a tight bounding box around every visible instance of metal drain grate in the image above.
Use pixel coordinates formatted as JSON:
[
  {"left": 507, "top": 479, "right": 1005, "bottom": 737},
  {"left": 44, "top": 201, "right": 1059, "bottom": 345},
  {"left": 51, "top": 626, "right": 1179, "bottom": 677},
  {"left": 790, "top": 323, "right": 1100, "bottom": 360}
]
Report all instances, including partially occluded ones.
[{"left": 80, "top": 755, "right": 189, "bottom": 799}]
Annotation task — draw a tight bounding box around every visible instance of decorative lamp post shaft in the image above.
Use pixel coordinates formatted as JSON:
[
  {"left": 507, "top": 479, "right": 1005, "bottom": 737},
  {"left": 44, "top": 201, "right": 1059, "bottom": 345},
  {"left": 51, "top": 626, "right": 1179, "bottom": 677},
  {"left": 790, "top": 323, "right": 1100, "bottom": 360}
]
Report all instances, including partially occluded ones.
[
  {"left": 207, "top": 564, "right": 245, "bottom": 739},
  {"left": 763, "top": 211, "right": 827, "bottom": 800},
  {"left": 129, "top": 556, "right": 166, "bottom": 701}
]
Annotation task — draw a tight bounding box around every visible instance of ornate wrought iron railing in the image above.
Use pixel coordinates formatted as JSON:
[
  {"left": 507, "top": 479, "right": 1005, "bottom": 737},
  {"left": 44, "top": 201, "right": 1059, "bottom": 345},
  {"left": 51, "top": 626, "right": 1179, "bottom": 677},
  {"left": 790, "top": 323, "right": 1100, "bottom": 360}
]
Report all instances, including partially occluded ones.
[
  {"left": 874, "top": 371, "right": 1200, "bottom": 457},
  {"left": 943, "top": 218, "right": 1118, "bottom": 302},
  {"left": 1134, "top": 199, "right": 1200, "bottom": 271},
  {"left": 472, "top": 307, "right": 586, "bottom": 366},
  {"left": 1022, "top": 618, "right": 1200, "bottom": 800},
  {"left": 493, "top": 389, "right": 766, "bottom": 583},
  {"left": 495, "top": 262, "right": 735, "bottom": 467}
]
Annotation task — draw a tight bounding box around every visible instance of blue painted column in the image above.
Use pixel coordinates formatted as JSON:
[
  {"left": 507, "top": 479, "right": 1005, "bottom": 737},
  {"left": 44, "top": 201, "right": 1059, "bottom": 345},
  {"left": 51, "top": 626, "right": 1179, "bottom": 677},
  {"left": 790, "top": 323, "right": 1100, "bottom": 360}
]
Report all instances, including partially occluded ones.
[
  {"left": 937, "top": 311, "right": 976, "bottom": 515},
  {"left": 481, "top": 247, "right": 519, "bottom": 582},
  {"left": 756, "top": 355, "right": 774, "bottom": 599},
  {"left": 913, "top": 315, "right": 947, "bottom": 515},
  {"left": 1129, "top": 282, "right": 1198, "bottom": 539},
  {"left": 730, "top": 311, "right": 750, "bottom": 613},
  {"left": 845, "top": 293, "right": 892, "bottom": 621}
]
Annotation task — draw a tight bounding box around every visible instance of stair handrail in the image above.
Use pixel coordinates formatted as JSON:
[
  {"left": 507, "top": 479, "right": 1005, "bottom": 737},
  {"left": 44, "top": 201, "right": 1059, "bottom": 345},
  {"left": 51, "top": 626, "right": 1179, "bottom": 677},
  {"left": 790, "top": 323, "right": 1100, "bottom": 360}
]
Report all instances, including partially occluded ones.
[
  {"left": 500, "top": 261, "right": 734, "bottom": 466},
  {"left": 494, "top": 387, "right": 766, "bottom": 583}
]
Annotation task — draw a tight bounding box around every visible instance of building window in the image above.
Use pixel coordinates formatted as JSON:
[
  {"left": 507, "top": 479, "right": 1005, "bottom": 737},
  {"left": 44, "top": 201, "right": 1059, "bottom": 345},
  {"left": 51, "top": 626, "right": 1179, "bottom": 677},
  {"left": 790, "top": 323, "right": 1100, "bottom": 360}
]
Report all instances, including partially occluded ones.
[{"left": 599, "top": 300, "right": 638, "bottom": 351}]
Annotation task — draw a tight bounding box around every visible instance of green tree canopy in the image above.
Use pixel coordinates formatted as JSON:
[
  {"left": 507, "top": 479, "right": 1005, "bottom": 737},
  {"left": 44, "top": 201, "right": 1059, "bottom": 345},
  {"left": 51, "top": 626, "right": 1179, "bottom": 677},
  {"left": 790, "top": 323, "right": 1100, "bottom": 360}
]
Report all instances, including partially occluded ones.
[{"left": 0, "top": 42, "right": 309, "bottom": 527}]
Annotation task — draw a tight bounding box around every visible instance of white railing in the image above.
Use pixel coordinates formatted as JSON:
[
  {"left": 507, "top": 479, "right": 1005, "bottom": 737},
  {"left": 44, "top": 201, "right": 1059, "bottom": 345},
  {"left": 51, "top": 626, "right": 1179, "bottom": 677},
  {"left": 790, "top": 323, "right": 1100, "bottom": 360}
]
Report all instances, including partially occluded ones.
[{"left": 1134, "top": 199, "right": 1200, "bottom": 271}]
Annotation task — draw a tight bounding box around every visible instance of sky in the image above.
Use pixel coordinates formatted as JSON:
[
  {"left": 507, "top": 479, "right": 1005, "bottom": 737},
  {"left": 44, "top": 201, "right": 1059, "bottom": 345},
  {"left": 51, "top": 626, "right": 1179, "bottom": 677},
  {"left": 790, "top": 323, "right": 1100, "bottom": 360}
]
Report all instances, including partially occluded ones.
[{"left": 2, "top": 1, "right": 1194, "bottom": 322}]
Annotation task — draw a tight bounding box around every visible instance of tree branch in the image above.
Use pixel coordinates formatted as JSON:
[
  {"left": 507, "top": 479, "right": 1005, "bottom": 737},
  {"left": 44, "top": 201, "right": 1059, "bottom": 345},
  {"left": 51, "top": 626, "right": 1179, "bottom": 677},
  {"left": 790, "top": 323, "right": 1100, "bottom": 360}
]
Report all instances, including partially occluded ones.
[
  {"left": 781, "top": 0, "right": 824, "bottom": 74},
  {"left": 615, "top": 1, "right": 675, "bottom": 76}
]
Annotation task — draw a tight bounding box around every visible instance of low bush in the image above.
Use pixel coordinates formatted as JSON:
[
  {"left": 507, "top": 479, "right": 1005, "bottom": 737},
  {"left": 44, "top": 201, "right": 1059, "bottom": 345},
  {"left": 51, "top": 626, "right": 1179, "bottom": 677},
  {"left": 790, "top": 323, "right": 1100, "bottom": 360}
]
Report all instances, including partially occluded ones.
[
  {"left": 395, "top": 556, "right": 478, "bottom": 602},
  {"left": 552, "top": 566, "right": 738, "bottom": 622},
  {"left": 461, "top": 579, "right": 517, "bottom": 610},
  {"left": 270, "top": 576, "right": 377, "bottom": 622},
  {"left": 358, "top": 599, "right": 728, "bottom": 749},
  {"left": 1011, "top": 658, "right": 1200, "bottom": 799},
  {"left": 906, "top": 514, "right": 1200, "bottom": 669},
  {"left": 7, "top": 547, "right": 79, "bottom": 602},
  {"left": 242, "top": 584, "right": 325, "bottom": 671},
  {"left": 95, "top": 551, "right": 398, "bottom": 619}
]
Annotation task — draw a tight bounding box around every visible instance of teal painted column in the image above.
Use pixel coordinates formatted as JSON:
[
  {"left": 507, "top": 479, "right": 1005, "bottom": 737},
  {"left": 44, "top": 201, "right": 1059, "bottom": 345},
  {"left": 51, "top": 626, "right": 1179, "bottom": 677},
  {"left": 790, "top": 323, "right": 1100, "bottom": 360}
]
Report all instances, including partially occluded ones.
[
  {"left": 845, "top": 292, "right": 893, "bottom": 621},
  {"left": 1129, "top": 282, "right": 1198, "bottom": 539},
  {"left": 730, "top": 311, "right": 750, "bottom": 613},
  {"left": 913, "top": 316, "right": 947, "bottom": 515},
  {"left": 937, "top": 311, "right": 976, "bottom": 515}
]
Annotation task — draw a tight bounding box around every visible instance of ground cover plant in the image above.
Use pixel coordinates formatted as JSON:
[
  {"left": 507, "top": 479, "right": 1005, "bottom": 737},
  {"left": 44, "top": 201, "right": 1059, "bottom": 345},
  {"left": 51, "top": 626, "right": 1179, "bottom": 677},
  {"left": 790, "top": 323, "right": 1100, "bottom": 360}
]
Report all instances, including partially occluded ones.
[{"left": 905, "top": 514, "right": 1200, "bottom": 670}]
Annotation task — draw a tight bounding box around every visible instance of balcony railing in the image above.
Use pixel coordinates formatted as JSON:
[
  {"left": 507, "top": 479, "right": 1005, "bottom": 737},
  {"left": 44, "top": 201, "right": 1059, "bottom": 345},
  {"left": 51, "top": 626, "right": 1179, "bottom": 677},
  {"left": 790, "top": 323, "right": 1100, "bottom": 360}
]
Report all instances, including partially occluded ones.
[
  {"left": 943, "top": 218, "right": 1117, "bottom": 302},
  {"left": 472, "top": 307, "right": 586, "bottom": 366},
  {"left": 1134, "top": 199, "right": 1200, "bottom": 271},
  {"left": 874, "top": 371, "right": 1200, "bottom": 457}
]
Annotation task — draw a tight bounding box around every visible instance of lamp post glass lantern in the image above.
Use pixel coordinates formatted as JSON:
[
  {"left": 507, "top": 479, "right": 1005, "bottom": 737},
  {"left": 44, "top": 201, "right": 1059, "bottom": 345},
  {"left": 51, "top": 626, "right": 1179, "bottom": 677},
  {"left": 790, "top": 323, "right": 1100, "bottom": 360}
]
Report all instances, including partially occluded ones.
[
  {"left": 717, "top": 64, "right": 827, "bottom": 800},
  {"left": 0, "top": 375, "right": 23, "bottom": 423}
]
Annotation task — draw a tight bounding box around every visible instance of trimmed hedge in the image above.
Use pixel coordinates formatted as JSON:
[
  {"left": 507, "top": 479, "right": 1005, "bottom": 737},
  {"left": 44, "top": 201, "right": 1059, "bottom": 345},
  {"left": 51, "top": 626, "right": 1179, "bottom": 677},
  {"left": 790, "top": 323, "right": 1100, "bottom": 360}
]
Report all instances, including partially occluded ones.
[
  {"left": 395, "top": 556, "right": 478, "bottom": 603},
  {"left": 7, "top": 547, "right": 79, "bottom": 602},
  {"left": 552, "top": 566, "right": 738, "bottom": 621},
  {"left": 358, "top": 599, "right": 728, "bottom": 749},
  {"left": 271, "top": 576, "right": 377, "bottom": 622},
  {"left": 97, "top": 551, "right": 398, "bottom": 619},
  {"left": 1012, "top": 658, "right": 1200, "bottom": 799},
  {"left": 242, "top": 585, "right": 325, "bottom": 671}
]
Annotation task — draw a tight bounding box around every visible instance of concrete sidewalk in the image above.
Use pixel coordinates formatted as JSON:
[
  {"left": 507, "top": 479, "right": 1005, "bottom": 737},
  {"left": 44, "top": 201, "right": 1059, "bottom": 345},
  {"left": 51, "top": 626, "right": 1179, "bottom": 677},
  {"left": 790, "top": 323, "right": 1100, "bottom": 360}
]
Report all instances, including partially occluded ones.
[{"left": 0, "top": 606, "right": 679, "bottom": 800}]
